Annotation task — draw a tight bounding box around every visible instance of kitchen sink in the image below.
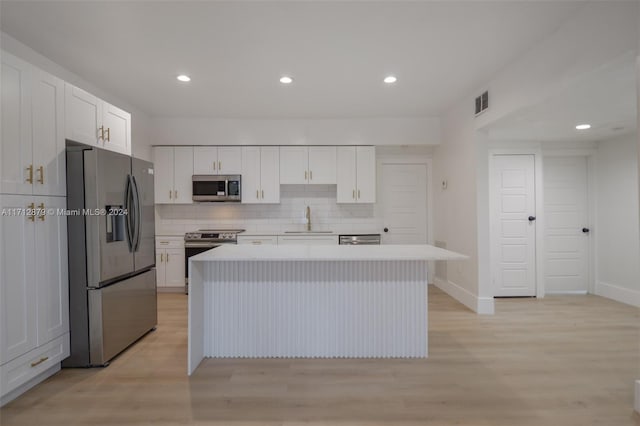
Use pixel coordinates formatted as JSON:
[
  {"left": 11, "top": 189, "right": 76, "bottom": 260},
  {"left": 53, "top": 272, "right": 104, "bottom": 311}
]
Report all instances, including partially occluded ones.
[{"left": 284, "top": 230, "right": 334, "bottom": 234}]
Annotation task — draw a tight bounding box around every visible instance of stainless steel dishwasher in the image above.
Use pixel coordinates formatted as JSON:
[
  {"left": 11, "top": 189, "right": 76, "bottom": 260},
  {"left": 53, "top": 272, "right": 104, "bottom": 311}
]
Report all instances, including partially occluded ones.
[{"left": 338, "top": 234, "right": 381, "bottom": 245}]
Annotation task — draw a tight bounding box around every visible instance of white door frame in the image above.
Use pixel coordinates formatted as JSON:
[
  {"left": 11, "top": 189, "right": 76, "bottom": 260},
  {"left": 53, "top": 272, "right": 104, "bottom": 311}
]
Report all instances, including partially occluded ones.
[
  {"left": 377, "top": 154, "right": 434, "bottom": 280},
  {"left": 489, "top": 148, "right": 545, "bottom": 298},
  {"left": 541, "top": 147, "right": 597, "bottom": 295}
]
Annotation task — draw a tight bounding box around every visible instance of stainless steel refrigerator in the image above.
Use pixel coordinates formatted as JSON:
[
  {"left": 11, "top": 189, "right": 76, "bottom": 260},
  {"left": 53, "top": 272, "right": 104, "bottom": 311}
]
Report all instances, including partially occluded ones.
[{"left": 64, "top": 145, "right": 157, "bottom": 367}]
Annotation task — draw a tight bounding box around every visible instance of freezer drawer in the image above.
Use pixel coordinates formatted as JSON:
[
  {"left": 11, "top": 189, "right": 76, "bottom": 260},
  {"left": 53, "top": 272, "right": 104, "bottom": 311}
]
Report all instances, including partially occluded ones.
[{"left": 88, "top": 269, "right": 157, "bottom": 366}]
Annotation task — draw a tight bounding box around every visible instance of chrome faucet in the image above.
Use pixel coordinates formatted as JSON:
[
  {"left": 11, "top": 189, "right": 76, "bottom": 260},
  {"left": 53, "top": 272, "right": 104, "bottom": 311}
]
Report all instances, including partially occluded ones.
[{"left": 306, "top": 205, "right": 311, "bottom": 231}]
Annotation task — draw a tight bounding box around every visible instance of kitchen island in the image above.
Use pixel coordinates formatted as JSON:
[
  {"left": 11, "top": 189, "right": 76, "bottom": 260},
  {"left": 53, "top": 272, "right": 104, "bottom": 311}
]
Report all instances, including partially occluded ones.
[{"left": 188, "top": 245, "right": 466, "bottom": 375}]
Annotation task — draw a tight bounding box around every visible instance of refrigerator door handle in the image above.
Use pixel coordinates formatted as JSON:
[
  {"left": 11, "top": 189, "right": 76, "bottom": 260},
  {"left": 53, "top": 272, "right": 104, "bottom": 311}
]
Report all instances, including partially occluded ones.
[
  {"left": 124, "top": 174, "right": 134, "bottom": 252},
  {"left": 132, "top": 175, "right": 142, "bottom": 252}
]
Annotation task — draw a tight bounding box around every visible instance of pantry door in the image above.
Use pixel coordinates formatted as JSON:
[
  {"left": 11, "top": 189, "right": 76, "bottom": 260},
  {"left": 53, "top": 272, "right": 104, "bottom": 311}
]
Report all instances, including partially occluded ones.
[
  {"left": 490, "top": 155, "right": 537, "bottom": 297},
  {"left": 543, "top": 156, "right": 589, "bottom": 293}
]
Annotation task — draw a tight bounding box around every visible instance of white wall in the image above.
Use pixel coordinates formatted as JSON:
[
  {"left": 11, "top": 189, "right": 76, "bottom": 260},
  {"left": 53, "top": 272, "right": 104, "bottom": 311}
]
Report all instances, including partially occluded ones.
[
  {"left": 595, "top": 133, "right": 640, "bottom": 307},
  {"left": 147, "top": 116, "right": 440, "bottom": 148},
  {"left": 434, "top": 1, "right": 638, "bottom": 313},
  {"left": 0, "top": 32, "right": 154, "bottom": 161}
]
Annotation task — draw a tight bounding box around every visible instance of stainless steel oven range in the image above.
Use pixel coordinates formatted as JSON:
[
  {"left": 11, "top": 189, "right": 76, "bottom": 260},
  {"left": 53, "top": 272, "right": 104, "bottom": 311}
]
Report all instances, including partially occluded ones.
[{"left": 184, "top": 229, "right": 245, "bottom": 293}]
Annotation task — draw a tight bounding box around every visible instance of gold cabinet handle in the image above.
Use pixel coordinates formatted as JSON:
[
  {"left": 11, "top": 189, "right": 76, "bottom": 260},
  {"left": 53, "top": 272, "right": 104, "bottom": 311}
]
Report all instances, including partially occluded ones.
[
  {"left": 30, "top": 356, "right": 49, "bottom": 367},
  {"left": 218, "top": 161, "right": 221, "bottom": 171},
  {"left": 256, "top": 190, "right": 259, "bottom": 199},
  {"left": 98, "top": 126, "right": 105, "bottom": 140},
  {"left": 26, "top": 165, "right": 34, "bottom": 184},
  {"left": 261, "top": 190, "right": 264, "bottom": 199},
  {"left": 310, "top": 170, "right": 312, "bottom": 180},
  {"left": 358, "top": 189, "right": 361, "bottom": 199},
  {"left": 305, "top": 170, "right": 308, "bottom": 181},
  {"left": 105, "top": 127, "right": 110, "bottom": 142},
  {"left": 169, "top": 190, "right": 172, "bottom": 199},
  {"left": 252, "top": 241, "right": 262, "bottom": 245},
  {"left": 37, "top": 166, "right": 44, "bottom": 184},
  {"left": 174, "top": 190, "right": 178, "bottom": 199},
  {"left": 352, "top": 189, "right": 356, "bottom": 200},
  {"left": 28, "top": 202, "right": 35, "bottom": 222},
  {"left": 213, "top": 161, "right": 216, "bottom": 171},
  {"left": 38, "top": 203, "right": 45, "bottom": 221},
  {"left": 166, "top": 253, "right": 169, "bottom": 262},
  {"left": 160, "top": 253, "right": 164, "bottom": 262}
]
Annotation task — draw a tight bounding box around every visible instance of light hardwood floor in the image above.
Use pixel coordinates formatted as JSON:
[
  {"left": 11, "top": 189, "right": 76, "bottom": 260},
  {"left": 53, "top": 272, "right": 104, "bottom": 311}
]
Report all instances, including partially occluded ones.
[{"left": 1, "top": 287, "right": 639, "bottom": 426}]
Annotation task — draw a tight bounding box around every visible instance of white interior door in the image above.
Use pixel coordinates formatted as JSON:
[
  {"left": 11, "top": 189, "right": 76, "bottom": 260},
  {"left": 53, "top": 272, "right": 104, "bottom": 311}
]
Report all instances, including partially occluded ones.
[
  {"left": 380, "top": 164, "right": 428, "bottom": 244},
  {"left": 544, "top": 156, "right": 589, "bottom": 293},
  {"left": 491, "top": 155, "right": 536, "bottom": 297}
]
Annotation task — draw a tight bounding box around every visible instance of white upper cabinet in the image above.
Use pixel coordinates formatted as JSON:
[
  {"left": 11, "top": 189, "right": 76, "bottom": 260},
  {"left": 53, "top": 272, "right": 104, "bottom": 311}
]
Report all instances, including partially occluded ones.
[
  {"left": 308, "top": 146, "right": 337, "bottom": 184},
  {"left": 102, "top": 102, "right": 131, "bottom": 155},
  {"left": 1, "top": 52, "right": 33, "bottom": 196},
  {"left": 193, "top": 146, "right": 242, "bottom": 175},
  {"left": 193, "top": 147, "right": 217, "bottom": 175},
  {"left": 64, "top": 84, "right": 101, "bottom": 147},
  {"left": 65, "top": 83, "right": 131, "bottom": 155},
  {"left": 153, "top": 147, "right": 174, "bottom": 204},
  {"left": 336, "top": 146, "right": 376, "bottom": 203},
  {"left": 260, "top": 147, "right": 280, "bottom": 203},
  {"left": 173, "top": 147, "right": 194, "bottom": 204},
  {"left": 153, "top": 146, "right": 193, "bottom": 204},
  {"left": 1, "top": 52, "right": 66, "bottom": 197},
  {"left": 354, "top": 146, "right": 376, "bottom": 203},
  {"left": 279, "top": 146, "right": 336, "bottom": 185},
  {"left": 241, "top": 146, "right": 280, "bottom": 204},
  {"left": 217, "top": 147, "right": 242, "bottom": 175},
  {"left": 32, "top": 70, "right": 65, "bottom": 197},
  {"left": 279, "top": 147, "right": 308, "bottom": 184}
]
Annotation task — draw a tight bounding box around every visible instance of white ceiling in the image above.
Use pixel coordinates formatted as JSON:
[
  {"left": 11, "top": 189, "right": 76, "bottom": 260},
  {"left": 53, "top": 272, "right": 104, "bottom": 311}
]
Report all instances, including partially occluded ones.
[
  {"left": 486, "top": 54, "right": 637, "bottom": 143},
  {"left": 0, "top": 1, "right": 584, "bottom": 118}
]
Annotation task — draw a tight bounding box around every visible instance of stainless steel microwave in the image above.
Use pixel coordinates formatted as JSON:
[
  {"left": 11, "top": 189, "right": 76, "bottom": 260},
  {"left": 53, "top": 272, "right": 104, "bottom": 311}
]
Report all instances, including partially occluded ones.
[{"left": 192, "top": 175, "right": 241, "bottom": 202}]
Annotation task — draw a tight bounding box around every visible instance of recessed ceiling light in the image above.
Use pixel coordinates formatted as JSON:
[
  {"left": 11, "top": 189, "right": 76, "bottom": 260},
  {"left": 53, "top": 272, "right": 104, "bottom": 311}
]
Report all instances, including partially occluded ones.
[
  {"left": 383, "top": 75, "right": 397, "bottom": 84},
  {"left": 176, "top": 74, "right": 191, "bottom": 82},
  {"left": 279, "top": 76, "right": 293, "bottom": 84},
  {"left": 575, "top": 124, "right": 591, "bottom": 130}
]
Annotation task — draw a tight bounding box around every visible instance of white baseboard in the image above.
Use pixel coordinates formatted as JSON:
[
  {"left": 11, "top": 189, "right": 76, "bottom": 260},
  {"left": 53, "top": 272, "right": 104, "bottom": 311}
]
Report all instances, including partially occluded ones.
[
  {"left": 635, "top": 380, "right": 640, "bottom": 414},
  {"left": 596, "top": 281, "right": 640, "bottom": 308},
  {"left": 546, "top": 290, "right": 588, "bottom": 295},
  {"left": 433, "top": 277, "right": 494, "bottom": 314}
]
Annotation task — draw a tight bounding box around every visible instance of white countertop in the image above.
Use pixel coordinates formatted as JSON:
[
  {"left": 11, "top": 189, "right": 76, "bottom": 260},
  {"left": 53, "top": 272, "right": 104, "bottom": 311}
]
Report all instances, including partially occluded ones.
[{"left": 190, "top": 244, "right": 466, "bottom": 262}]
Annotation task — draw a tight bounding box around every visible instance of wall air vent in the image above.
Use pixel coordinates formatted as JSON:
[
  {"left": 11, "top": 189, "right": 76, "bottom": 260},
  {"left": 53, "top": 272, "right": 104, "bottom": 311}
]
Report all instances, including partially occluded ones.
[{"left": 475, "top": 91, "right": 489, "bottom": 116}]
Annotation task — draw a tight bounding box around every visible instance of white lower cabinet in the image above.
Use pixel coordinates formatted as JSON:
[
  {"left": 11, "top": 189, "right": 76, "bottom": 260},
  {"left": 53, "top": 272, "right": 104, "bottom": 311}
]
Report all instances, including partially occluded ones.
[
  {"left": 277, "top": 235, "right": 338, "bottom": 245},
  {"left": 156, "top": 237, "right": 185, "bottom": 289},
  {"left": 237, "top": 235, "right": 278, "bottom": 245},
  {"left": 0, "top": 194, "right": 69, "bottom": 404}
]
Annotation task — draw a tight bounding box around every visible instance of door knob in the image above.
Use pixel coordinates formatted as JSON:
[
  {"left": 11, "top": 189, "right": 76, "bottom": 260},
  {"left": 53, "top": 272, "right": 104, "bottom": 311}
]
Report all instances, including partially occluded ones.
[
  {"left": 582, "top": 228, "right": 590, "bottom": 233},
  {"left": 383, "top": 228, "right": 389, "bottom": 233},
  {"left": 528, "top": 216, "right": 536, "bottom": 222}
]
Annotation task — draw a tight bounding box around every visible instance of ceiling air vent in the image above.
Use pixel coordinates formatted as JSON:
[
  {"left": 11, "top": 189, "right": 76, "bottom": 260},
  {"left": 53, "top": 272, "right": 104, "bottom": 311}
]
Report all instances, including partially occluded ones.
[{"left": 475, "top": 91, "right": 489, "bottom": 116}]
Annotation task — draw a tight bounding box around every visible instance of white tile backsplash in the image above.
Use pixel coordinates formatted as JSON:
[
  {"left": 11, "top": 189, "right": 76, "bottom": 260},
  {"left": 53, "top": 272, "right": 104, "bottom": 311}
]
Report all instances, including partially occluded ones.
[{"left": 155, "top": 184, "right": 382, "bottom": 235}]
